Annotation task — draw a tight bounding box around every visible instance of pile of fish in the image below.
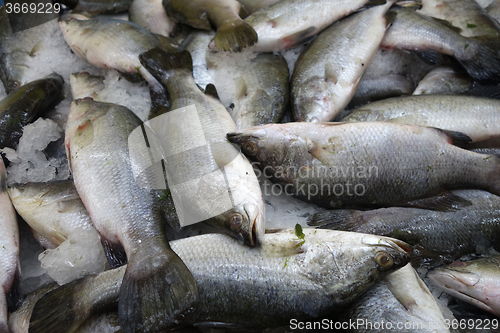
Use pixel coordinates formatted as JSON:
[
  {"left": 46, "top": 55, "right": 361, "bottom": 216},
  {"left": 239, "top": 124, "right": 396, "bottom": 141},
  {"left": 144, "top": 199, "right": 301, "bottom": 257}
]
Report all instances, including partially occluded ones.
[{"left": 1, "top": 0, "right": 500, "bottom": 332}]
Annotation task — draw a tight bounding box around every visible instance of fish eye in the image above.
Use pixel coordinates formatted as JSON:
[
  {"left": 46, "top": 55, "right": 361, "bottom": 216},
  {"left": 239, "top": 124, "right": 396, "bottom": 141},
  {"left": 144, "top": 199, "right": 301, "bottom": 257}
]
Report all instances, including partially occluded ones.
[
  {"left": 242, "top": 142, "right": 258, "bottom": 156},
  {"left": 9, "top": 81, "right": 20, "bottom": 90},
  {"left": 230, "top": 213, "right": 243, "bottom": 230},
  {"left": 451, "top": 261, "right": 467, "bottom": 268},
  {"left": 375, "top": 251, "right": 393, "bottom": 268}
]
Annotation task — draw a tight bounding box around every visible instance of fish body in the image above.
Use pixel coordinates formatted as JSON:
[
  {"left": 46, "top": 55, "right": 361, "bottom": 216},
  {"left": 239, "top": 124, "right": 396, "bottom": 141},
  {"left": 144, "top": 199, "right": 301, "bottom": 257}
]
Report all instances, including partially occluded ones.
[
  {"left": 129, "top": 0, "right": 178, "bottom": 37},
  {"left": 342, "top": 264, "right": 448, "bottom": 332},
  {"left": 65, "top": 99, "right": 198, "bottom": 333},
  {"left": 236, "top": 0, "right": 281, "bottom": 14},
  {"left": 70, "top": 73, "right": 105, "bottom": 100},
  {"left": 7, "top": 181, "right": 107, "bottom": 285},
  {"left": 244, "top": 0, "right": 382, "bottom": 52},
  {"left": 291, "top": 3, "right": 393, "bottom": 122},
  {"left": 180, "top": 30, "right": 215, "bottom": 90},
  {"left": 227, "top": 122, "right": 500, "bottom": 209},
  {"left": 413, "top": 66, "right": 473, "bottom": 95},
  {"left": 341, "top": 95, "right": 500, "bottom": 144},
  {"left": 487, "top": 0, "right": 500, "bottom": 22},
  {"left": 164, "top": 0, "right": 258, "bottom": 52},
  {"left": 428, "top": 255, "right": 500, "bottom": 317},
  {"left": 0, "top": 158, "right": 21, "bottom": 333},
  {"left": 139, "top": 49, "right": 265, "bottom": 246},
  {"left": 381, "top": 6, "right": 500, "bottom": 84},
  {"left": 28, "top": 229, "right": 411, "bottom": 330},
  {"left": 308, "top": 189, "right": 500, "bottom": 268},
  {"left": 0, "top": 74, "right": 64, "bottom": 149},
  {"left": 418, "top": 0, "right": 500, "bottom": 37}
]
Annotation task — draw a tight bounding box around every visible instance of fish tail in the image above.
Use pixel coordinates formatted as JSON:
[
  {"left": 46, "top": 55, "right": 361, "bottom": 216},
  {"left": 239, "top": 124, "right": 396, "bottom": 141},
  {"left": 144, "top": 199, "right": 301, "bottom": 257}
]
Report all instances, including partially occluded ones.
[
  {"left": 213, "top": 20, "right": 258, "bottom": 52},
  {"left": 118, "top": 242, "right": 198, "bottom": 333},
  {"left": 6, "top": 268, "right": 22, "bottom": 313},
  {"left": 307, "top": 210, "right": 363, "bottom": 230},
  {"left": 139, "top": 48, "right": 193, "bottom": 82},
  {"left": 459, "top": 37, "right": 500, "bottom": 84}
]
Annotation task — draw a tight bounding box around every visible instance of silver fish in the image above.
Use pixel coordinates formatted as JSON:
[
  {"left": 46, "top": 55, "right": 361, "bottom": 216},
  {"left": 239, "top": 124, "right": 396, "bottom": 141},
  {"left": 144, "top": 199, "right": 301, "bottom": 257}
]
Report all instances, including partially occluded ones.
[
  {"left": 70, "top": 72, "right": 105, "bottom": 100},
  {"left": 129, "top": 0, "right": 178, "bottom": 37},
  {"left": 227, "top": 122, "right": 500, "bottom": 209},
  {"left": 487, "top": 0, "right": 500, "bottom": 22},
  {"left": 428, "top": 255, "right": 500, "bottom": 317},
  {"left": 139, "top": 49, "right": 266, "bottom": 246},
  {"left": 413, "top": 66, "right": 473, "bottom": 95},
  {"left": 381, "top": 6, "right": 500, "bottom": 84},
  {"left": 341, "top": 95, "right": 500, "bottom": 144},
  {"left": 27, "top": 229, "right": 411, "bottom": 330},
  {"left": 243, "top": 0, "right": 387, "bottom": 52},
  {"left": 0, "top": 158, "right": 21, "bottom": 333},
  {"left": 418, "top": 0, "right": 500, "bottom": 37},
  {"left": 65, "top": 99, "right": 198, "bottom": 333},
  {"left": 291, "top": 2, "right": 394, "bottom": 122},
  {"left": 179, "top": 30, "right": 215, "bottom": 90}
]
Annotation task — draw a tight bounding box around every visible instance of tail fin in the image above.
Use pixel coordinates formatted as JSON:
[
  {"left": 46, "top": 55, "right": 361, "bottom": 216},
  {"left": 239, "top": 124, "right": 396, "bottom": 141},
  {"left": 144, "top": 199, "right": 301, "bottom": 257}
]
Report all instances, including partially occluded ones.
[
  {"left": 6, "top": 269, "right": 22, "bottom": 313},
  {"left": 118, "top": 242, "right": 198, "bottom": 333},
  {"left": 459, "top": 36, "right": 500, "bottom": 84},
  {"left": 213, "top": 20, "right": 258, "bottom": 52},
  {"left": 139, "top": 49, "right": 193, "bottom": 84},
  {"left": 307, "top": 210, "right": 364, "bottom": 231}
]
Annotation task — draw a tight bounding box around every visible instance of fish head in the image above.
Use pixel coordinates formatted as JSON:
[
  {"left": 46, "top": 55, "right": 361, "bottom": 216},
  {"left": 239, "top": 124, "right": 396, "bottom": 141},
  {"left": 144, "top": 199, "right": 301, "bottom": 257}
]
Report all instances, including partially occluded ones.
[
  {"left": 227, "top": 124, "right": 291, "bottom": 168},
  {"left": 214, "top": 202, "right": 265, "bottom": 247},
  {"left": 428, "top": 257, "right": 500, "bottom": 316}
]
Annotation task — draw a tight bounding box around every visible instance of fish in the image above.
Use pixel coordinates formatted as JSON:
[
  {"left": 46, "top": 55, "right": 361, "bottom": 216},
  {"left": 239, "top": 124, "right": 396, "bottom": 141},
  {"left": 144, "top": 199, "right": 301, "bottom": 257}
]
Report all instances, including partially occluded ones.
[
  {"left": 308, "top": 189, "right": 500, "bottom": 268},
  {"left": 27, "top": 229, "right": 411, "bottom": 330},
  {"left": 58, "top": 0, "right": 134, "bottom": 14},
  {"left": 340, "top": 95, "right": 500, "bottom": 145},
  {"left": 340, "top": 264, "right": 449, "bottom": 332},
  {"left": 0, "top": 74, "right": 64, "bottom": 149},
  {"left": 291, "top": 2, "right": 395, "bottom": 122},
  {"left": 417, "top": 0, "right": 500, "bottom": 37},
  {"left": 428, "top": 255, "right": 500, "bottom": 317},
  {"left": 381, "top": 6, "right": 500, "bottom": 84},
  {"left": 236, "top": 0, "right": 281, "bottom": 14},
  {"left": 487, "top": 0, "right": 500, "bottom": 22},
  {"left": 129, "top": 0, "right": 178, "bottom": 37},
  {"left": 243, "top": 0, "right": 388, "bottom": 52},
  {"left": 227, "top": 122, "right": 500, "bottom": 210},
  {"left": 179, "top": 30, "right": 216, "bottom": 90},
  {"left": 7, "top": 180, "right": 107, "bottom": 285},
  {"left": 207, "top": 51, "right": 290, "bottom": 129},
  {"left": 65, "top": 98, "right": 198, "bottom": 333},
  {"left": 70, "top": 72, "right": 105, "bottom": 100},
  {"left": 139, "top": 48, "right": 266, "bottom": 246},
  {"left": 163, "top": 0, "right": 258, "bottom": 52},
  {"left": 0, "top": 158, "right": 21, "bottom": 333},
  {"left": 59, "top": 14, "right": 174, "bottom": 111},
  {"left": 413, "top": 66, "right": 473, "bottom": 95}
]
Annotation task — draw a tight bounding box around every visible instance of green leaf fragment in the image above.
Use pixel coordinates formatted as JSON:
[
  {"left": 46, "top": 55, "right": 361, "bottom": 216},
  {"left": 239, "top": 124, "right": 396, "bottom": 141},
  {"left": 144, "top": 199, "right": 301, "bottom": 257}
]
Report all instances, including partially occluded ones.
[{"left": 466, "top": 23, "right": 477, "bottom": 28}]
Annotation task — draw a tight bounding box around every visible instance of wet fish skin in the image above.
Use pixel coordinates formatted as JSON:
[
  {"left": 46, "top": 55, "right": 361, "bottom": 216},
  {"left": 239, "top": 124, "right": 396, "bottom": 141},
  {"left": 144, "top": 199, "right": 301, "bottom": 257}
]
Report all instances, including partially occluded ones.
[
  {"left": 27, "top": 229, "right": 411, "bottom": 329},
  {"left": 428, "top": 255, "right": 500, "bottom": 317},
  {"left": 341, "top": 264, "right": 448, "bottom": 332},
  {"left": 0, "top": 73, "right": 64, "bottom": 149},
  {"left": 413, "top": 66, "right": 473, "bottom": 95},
  {"left": 308, "top": 189, "right": 500, "bottom": 268},
  {"left": 65, "top": 99, "right": 198, "bottom": 333},
  {"left": 487, "top": 0, "right": 500, "bottom": 22},
  {"left": 179, "top": 30, "right": 215, "bottom": 90},
  {"left": 163, "top": 0, "right": 258, "bottom": 52},
  {"left": 291, "top": 2, "right": 394, "bottom": 122},
  {"left": 381, "top": 6, "right": 500, "bottom": 84},
  {"left": 70, "top": 72, "right": 105, "bottom": 101},
  {"left": 129, "top": 0, "right": 178, "bottom": 37},
  {"left": 341, "top": 95, "right": 500, "bottom": 144},
  {"left": 244, "top": 0, "right": 384, "bottom": 52},
  {"left": 139, "top": 49, "right": 265, "bottom": 247},
  {"left": 236, "top": 0, "right": 281, "bottom": 14},
  {"left": 0, "top": 158, "right": 21, "bottom": 333},
  {"left": 227, "top": 122, "right": 500, "bottom": 209},
  {"left": 418, "top": 0, "right": 500, "bottom": 37}
]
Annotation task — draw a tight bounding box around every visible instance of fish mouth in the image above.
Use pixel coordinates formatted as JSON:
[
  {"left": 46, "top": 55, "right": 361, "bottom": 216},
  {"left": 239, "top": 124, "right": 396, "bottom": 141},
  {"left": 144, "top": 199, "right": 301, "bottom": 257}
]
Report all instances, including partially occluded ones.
[
  {"left": 244, "top": 203, "right": 265, "bottom": 247},
  {"left": 362, "top": 235, "right": 412, "bottom": 255}
]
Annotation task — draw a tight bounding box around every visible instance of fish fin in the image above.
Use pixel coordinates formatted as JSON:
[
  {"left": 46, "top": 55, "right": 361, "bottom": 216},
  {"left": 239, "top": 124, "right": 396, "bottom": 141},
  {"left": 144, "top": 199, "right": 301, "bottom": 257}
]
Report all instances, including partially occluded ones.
[
  {"left": 460, "top": 37, "right": 500, "bottom": 84},
  {"left": 148, "top": 85, "right": 170, "bottom": 119},
  {"left": 101, "top": 238, "right": 127, "bottom": 268},
  {"left": 413, "top": 50, "right": 443, "bottom": 65},
  {"left": 139, "top": 49, "right": 193, "bottom": 83},
  {"left": 6, "top": 268, "right": 23, "bottom": 312},
  {"left": 324, "top": 63, "right": 338, "bottom": 84},
  {"left": 29, "top": 280, "right": 85, "bottom": 333},
  {"left": 265, "top": 227, "right": 286, "bottom": 234},
  {"left": 401, "top": 192, "right": 472, "bottom": 211},
  {"left": 432, "top": 128, "right": 472, "bottom": 147},
  {"left": 467, "top": 83, "right": 500, "bottom": 99},
  {"left": 213, "top": 20, "right": 258, "bottom": 52},
  {"left": 164, "top": 1, "right": 212, "bottom": 31},
  {"left": 307, "top": 210, "right": 362, "bottom": 230},
  {"left": 235, "top": 77, "right": 248, "bottom": 99},
  {"left": 430, "top": 17, "right": 462, "bottom": 33},
  {"left": 238, "top": 5, "right": 250, "bottom": 19},
  {"left": 204, "top": 84, "right": 220, "bottom": 99},
  {"left": 384, "top": 10, "right": 398, "bottom": 25},
  {"left": 118, "top": 242, "right": 198, "bottom": 333},
  {"left": 119, "top": 71, "right": 143, "bottom": 83},
  {"left": 154, "top": 34, "right": 179, "bottom": 53},
  {"left": 281, "top": 26, "right": 316, "bottom": 49}
]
